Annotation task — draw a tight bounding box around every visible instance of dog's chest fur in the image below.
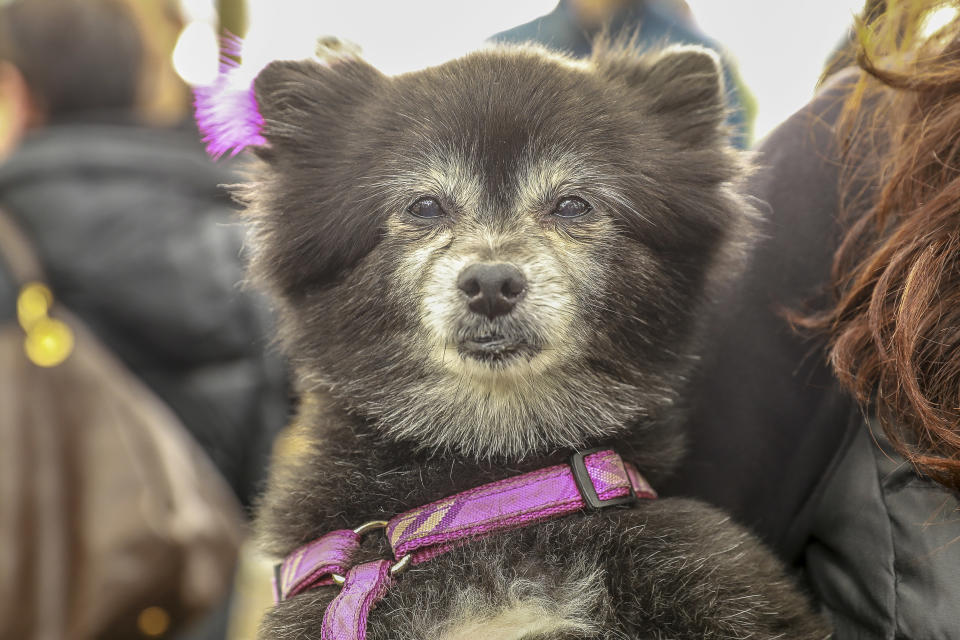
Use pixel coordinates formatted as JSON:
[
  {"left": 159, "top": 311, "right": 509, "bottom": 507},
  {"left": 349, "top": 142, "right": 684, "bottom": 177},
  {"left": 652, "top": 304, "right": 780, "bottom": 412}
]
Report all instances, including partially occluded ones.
[
  {"left": 263, "top": 478, "right": 828, "bottom": 639},
  {"left": 257, "top": 414, "right": 829, "bottom": 639}
]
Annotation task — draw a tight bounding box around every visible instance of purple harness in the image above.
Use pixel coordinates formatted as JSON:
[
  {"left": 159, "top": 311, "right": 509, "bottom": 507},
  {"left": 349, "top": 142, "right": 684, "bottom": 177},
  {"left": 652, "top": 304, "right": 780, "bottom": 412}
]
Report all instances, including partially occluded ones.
[{"left": 272, "top": 449, "right": 656, "bottom": 640}]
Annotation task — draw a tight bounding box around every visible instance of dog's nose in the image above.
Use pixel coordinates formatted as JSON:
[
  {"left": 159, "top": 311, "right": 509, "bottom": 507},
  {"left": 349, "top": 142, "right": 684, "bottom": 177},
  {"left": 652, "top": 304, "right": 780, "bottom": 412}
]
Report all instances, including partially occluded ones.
[{"left": 457, "top": 263, "right": 526, "bottom": 319}]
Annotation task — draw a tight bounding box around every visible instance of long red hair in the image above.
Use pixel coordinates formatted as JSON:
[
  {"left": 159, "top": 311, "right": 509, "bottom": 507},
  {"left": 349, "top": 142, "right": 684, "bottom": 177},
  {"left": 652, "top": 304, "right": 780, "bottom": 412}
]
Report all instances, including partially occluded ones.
[{"left": 807, "top": 0, "right": 960, "bottom": 490}]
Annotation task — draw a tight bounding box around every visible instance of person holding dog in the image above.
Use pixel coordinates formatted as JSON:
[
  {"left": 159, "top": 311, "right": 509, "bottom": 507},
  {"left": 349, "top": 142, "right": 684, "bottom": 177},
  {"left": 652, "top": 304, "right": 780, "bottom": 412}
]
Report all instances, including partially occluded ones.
[{"left": 669, "top": 0, "right": 960, "bottom": 636}]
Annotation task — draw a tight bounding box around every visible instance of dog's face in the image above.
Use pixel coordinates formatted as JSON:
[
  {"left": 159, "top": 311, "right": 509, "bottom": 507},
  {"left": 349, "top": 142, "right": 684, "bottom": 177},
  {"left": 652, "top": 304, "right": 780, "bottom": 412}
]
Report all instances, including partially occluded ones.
[{"left": 243, "top": 44, "right": 749, "bottom": 460}]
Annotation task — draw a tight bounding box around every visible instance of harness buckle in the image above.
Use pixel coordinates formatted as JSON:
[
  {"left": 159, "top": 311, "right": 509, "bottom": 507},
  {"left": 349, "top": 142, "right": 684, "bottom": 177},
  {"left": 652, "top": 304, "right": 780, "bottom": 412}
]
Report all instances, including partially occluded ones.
[{"left": 568, "top": 448, "right": 637, "bottom": 510}]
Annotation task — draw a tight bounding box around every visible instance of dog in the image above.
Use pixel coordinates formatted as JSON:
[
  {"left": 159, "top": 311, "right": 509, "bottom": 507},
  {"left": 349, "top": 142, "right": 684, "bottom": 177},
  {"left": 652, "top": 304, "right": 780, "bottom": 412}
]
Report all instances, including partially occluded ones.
[{"left": 236, "top": 41, "right": 830, "bottom": 639}]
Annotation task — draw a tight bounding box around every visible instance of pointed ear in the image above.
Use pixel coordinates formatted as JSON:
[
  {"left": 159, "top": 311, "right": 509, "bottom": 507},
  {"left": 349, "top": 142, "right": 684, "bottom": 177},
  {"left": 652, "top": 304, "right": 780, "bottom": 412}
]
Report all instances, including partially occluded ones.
[
  {"left": 595, "top": 44, "right": 727, "bottom": 147},
  {"left": 253, "top": 57, "right": 385, "bottom": 156}
]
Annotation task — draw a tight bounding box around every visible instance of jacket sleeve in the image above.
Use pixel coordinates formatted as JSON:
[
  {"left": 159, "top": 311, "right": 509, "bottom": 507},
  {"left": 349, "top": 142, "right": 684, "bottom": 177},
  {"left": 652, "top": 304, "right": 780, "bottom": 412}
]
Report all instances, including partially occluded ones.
[{"left": 806, "top": 420, "right": 960, "bottom": 638}]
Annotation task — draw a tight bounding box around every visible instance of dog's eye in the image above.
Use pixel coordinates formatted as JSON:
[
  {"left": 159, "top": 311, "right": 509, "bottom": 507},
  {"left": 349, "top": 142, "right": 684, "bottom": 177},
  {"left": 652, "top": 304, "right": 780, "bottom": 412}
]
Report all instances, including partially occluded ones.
[
  {"left": 407, "top": 197, "right": 446, "bottom": 219},
  {"left": 551, "top": 196, "right": 592, "bottom": 219}
]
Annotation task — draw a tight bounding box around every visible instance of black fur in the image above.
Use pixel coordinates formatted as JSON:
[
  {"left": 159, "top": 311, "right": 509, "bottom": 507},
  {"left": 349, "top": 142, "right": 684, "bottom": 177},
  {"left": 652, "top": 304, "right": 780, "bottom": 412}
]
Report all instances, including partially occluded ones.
[{"left": 241, "top": 42, "right": 829, "bottom": 639}]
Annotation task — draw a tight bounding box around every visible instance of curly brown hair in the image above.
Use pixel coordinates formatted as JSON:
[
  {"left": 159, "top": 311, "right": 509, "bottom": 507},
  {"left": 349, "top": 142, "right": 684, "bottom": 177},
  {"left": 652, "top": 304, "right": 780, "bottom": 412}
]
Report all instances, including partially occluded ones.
[{"left": 803, "top": 0, "right": 960, "bottom": 490}]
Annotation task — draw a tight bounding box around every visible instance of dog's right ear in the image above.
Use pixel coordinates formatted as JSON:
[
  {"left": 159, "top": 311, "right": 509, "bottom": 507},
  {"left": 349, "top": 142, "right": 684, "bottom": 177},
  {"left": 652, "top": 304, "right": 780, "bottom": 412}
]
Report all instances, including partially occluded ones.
[
  {"left": 253, "top": 57, "right": 385, "bottom": 159},
  {"left": 593, "top": 43, "right": 726, "bottom": 148}
]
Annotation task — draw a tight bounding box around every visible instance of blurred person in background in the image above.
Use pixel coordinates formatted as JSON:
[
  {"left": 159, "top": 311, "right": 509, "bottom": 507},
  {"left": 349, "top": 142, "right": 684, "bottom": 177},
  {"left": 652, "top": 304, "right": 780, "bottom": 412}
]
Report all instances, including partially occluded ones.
[
  {"left": 490, "top": 0, "right": 755, "bottom": 147},
  {"left": 665, "top": 0, "right": 960, "bottom": 636},
  {"left": 0, "top": 0, "right": 287, "bottom": 636},
  {"left": 0, "top": 0, "right": 286, "bottom": 510}
]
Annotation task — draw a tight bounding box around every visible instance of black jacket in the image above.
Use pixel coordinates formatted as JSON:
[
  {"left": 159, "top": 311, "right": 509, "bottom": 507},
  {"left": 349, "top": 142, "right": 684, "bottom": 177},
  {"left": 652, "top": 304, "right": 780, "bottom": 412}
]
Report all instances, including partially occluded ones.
[
  {"left": 664, "top": 75, "right": 960, "bottom": 637},
  {"left": 0, "top": 121, "right": 287, "bottom": 508},
  {"left": 661, "top": 76, "right": 856, "bottom": 559}
]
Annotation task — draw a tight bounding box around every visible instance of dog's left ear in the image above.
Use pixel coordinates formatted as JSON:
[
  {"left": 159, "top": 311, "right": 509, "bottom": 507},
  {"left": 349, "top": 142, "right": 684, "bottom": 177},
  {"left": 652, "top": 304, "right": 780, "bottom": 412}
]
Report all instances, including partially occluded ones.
[{"left": 594, "top": 44, "right": 726, "bottom": 147}]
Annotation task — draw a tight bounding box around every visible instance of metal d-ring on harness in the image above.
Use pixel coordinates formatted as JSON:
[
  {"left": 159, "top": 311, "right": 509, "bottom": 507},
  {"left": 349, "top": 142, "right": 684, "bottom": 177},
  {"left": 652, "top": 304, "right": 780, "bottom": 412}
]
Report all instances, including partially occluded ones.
[{"left": 329, "top": 520, "right": 411, "bottom": 586}]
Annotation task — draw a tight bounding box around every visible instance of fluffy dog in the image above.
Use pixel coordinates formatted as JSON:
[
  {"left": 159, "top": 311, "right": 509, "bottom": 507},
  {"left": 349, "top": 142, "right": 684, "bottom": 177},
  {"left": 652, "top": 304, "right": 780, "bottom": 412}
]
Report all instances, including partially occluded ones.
[{"left": 240, "top": 41, "right": 829, "bottom": 639}]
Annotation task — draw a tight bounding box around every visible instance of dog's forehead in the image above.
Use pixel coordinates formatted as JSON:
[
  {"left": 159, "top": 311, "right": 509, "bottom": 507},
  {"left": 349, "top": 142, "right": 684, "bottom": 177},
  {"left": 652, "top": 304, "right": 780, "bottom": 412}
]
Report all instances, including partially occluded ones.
[{"left": 384, "top": 53, "right": 619, "bottom": 204}]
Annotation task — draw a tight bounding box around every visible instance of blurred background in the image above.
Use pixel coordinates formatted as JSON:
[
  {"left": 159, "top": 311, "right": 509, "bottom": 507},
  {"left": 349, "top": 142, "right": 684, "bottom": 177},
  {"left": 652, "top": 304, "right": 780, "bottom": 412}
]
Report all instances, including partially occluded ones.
[
  {"left": 2, "top": 1, "right": 952, "bottom": 639},
  {"left": 174, "top": 0, "right": 910, "bottom": 142}
]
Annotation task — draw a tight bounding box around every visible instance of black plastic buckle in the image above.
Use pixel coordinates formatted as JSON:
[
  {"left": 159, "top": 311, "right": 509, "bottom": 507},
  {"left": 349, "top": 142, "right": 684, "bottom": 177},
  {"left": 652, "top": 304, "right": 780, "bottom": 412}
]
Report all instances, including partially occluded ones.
[
  {"left": 569, "top": 447, "right": 637, "bottom": 510},
  {"left": 273, "top": 563, "right": 284, "bottom": 601}
]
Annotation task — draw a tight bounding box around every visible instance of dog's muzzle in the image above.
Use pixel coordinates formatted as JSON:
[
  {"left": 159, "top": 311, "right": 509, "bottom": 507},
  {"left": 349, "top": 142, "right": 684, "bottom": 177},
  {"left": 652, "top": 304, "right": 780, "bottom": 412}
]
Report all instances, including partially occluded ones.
[{"left": 453, "top": 262, "right": 542, "bottom": 363}]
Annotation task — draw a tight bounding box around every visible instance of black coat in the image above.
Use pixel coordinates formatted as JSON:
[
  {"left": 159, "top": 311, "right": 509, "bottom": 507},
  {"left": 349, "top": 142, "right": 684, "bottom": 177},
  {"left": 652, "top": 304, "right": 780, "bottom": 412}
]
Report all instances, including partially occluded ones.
[
  {"left": 0, "top": 121, "right": 287, "bottom": 508},
  {"left": 660, "top": 76, "right": 856, "bottom": 559}
]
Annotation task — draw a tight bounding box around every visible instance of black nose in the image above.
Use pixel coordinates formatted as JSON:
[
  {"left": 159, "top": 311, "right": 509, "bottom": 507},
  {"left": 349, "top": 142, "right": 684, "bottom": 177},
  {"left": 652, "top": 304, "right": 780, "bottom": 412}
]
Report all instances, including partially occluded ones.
[{"left": 457, "top": 262, "right": 527, "bottom": 319}]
